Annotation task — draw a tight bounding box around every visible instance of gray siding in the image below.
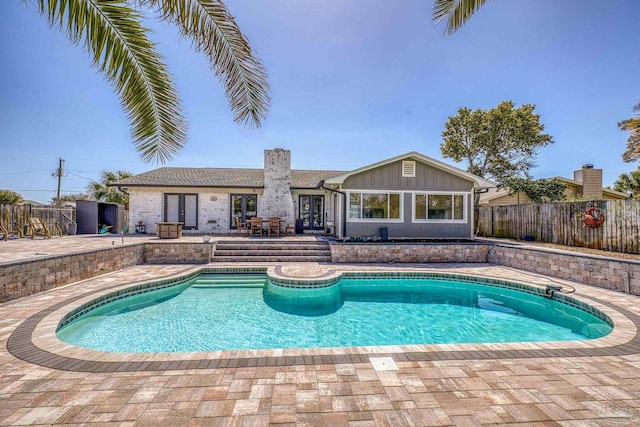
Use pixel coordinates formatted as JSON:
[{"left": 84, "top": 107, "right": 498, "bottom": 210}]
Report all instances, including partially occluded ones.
[
  {"left": 344, "top": 194, "right": 473, "bottom": 239},
  {"left": 342, "top": 160, "right": 473, "bottom": 191}
]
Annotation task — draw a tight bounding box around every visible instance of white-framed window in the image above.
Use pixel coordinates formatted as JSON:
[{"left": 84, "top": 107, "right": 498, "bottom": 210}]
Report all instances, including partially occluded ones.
[
  {"left": 347, "top": 191, "right": 403, "bottom": 222},
  {"left": 402, "top": 160, "right": 416, "bottom": 177},
  {"left": 413, "top": 192, "right": 467, "bottom": 223}
]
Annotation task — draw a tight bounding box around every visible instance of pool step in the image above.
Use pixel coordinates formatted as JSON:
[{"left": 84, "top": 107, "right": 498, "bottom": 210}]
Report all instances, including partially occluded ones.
[
  {"left": 212, "top": 240, "right": 332, "bottom": 263},
  {"left": 191, "top": 274, "right": 267, "bottom": 288}
]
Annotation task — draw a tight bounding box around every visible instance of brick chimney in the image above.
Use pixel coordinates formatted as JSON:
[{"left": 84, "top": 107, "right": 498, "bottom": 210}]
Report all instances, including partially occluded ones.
[
  {"left": 259, "top": 148, "right": 295, "bottom": 225},
  {"left": 573, "top": 164, "right": 602, "bottom": 199}
]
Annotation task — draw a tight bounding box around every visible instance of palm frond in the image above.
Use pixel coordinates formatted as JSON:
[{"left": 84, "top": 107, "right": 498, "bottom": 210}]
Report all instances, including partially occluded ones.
[
  {"left": 433, "top": 0, "right": 493, "bottom": 35},
  {"left": 37, "top": 0, "right": 187, "bottom": 163},
  {"left": 143, "top": 0, "right": 270, "bottom": 128}
]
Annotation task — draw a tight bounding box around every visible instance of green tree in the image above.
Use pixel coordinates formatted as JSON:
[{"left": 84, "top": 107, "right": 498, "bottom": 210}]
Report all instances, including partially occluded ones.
[
  {"left": 27, "top": 0, "right": 269, "bottom": 163},
  {"left": 0, "top": 190, "right": 24, "bottom": 205},
  {"left": 502, "top": 177, "right": 567, "bottom": 204},
  {"left": 613, "top": 168, "right": 640, "bottom": 199},
  {"left": 88, "top": 171, "right": 133, "bottom": 208},
  {"left": 619, "top": 102, "right": 640, "bottom": 162},
  {"left": 440, "top": 101, "right": 553, "bottom": 182},
  {"left": 52, "top": 193, "right": 93, "bottom": 205},
  {"left": 432, "top": 0, "right": 639, "bottom": 163}
]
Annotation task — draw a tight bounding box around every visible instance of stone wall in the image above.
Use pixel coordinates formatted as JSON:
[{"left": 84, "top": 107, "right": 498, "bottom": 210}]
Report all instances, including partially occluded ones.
[
  {"left": 144, "top": 242, "right": 212, "bottom": 264},
  {"left": 489, "top": 245, "right": 640, "bottom": 295},
  {"left": 3, "top": 240, "right": 640, "bottom": 304},
  {"left": 330, "top": 243, "right": 491, "bottom": 263},
  {"left": 0, "top": 245, "right": 144, "bottom": 303},
  {"left": 259, "top": 148, "right": 295, "bottom": 226}
]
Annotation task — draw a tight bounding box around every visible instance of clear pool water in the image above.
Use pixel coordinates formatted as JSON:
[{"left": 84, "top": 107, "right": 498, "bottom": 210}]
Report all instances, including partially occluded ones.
[{"left": 56, "top": 274, "right": 612, "bottom": 352}]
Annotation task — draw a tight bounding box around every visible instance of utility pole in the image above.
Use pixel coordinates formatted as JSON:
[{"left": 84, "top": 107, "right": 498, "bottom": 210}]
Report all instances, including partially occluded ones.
[{"left": 53, "top": 158, "right": 64, "bottom": 205}]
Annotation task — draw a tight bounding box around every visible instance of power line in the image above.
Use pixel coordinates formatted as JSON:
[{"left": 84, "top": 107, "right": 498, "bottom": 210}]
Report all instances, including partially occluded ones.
[
  {"left": 0, "top": 170, "right": 50, "bottom": 176},
  {"left": 67, "top": 172, "right": 95, "bottom": 181},
  {"left": 11, "top": 189, "right": 87, "bottom": 192}
]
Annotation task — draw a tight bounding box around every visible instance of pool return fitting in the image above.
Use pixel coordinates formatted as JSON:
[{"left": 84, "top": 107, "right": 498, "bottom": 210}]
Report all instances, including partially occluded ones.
[{"left": 544, "top": 285, "right": 564, "bottom": 299}]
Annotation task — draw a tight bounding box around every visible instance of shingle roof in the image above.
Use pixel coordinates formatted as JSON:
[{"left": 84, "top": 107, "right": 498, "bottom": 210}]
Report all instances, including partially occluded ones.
[{"left": 112, "top": 167, "right": 347, "bottom": 189}]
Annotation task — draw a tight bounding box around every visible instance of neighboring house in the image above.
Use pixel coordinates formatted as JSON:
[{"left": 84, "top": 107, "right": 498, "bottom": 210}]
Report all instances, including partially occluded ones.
[
  {"left": 113, "top": 149, "right": 494, "bottom": 239},
  {"left": 479, "top": 164, "right": 629, "bottom": 206}
]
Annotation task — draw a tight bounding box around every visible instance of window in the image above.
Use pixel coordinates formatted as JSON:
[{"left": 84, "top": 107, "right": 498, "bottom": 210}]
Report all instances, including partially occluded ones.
[
  {"left": 348, "top": 192, "right": 401, "bottom": 221},
  {"left": 402, "top": 160, "right": 416, "bottom": 177},
  {"left": 414, "top": 193, "right": 466, "bottom": 222}
]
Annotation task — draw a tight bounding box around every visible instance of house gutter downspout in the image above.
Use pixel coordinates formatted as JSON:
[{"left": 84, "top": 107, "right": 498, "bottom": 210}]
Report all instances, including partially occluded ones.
[{"left": 319, "top": 181, "right": 347, "bottom": 238}]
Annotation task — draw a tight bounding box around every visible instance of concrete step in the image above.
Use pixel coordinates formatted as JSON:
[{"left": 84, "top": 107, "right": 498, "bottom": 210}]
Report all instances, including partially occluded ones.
[
  {"left": 211, "top": 255, "right": 332, "bottom": 263},
  {"left": 217, "top": 240, "right": 328, "bottom": 245},
  {"left": 214, "top": 249, "right": 330, "bottom": 256},
  {"left": 216, "top": 242, "right": 329, "bottom": 248},
  {"left": 211, "top": 240, "right": 331, "bottom": 262},
  {"left": 215, "top": 245, "right": 329, "bottom": 251}
]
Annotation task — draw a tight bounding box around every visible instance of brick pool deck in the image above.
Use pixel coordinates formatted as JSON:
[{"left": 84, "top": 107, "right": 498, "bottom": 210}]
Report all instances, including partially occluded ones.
[{"left": 1, "top": 235, "right": 640, "bottom": 425}]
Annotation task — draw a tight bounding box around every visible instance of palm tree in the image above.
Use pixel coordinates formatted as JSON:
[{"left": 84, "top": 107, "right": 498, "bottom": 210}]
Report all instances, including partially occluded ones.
[
  {"left": 32, "top": 0, "right": 270, "bottom": 163},
  {"left": 88, "top": 170, "right": 134, "bottom": 208},
  {"left": 432, "top": 0, "right": 640, "bottom": 161},
  {"left": 432, "top": 0, "right": 492, "bottom": 36}
]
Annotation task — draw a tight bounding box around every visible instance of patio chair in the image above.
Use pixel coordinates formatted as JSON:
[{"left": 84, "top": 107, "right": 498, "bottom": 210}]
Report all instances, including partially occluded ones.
[
  {"left": 249, "top": 217, "right": 263, "bottom": 236},
  {"left": 268, "top": 217, "right": 281, "bottom": 236},
  {"left": 235, "top": 217, "right": 249, "bottom": 236},
  {"left": 54, "top": 222, "right": 63, "bottom": 237},
  {"left": 0, "top": 222, "right": 23, "bottom": 240},
  {"left": 285, "top": 223, "right": 296, "bottom": 236},
  {"left": 28, "top": 217, "right": 51, "bottom": 239}
]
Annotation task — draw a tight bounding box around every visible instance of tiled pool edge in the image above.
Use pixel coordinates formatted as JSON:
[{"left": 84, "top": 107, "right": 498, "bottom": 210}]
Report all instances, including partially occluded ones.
[{"left": 8, "top": 265, "right": 639, "bottom": 373}]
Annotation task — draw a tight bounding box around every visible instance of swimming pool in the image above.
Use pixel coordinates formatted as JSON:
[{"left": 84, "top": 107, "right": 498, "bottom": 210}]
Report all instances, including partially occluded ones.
[{"left": 56, "top": 273, "right": 613, "bottom": 353}]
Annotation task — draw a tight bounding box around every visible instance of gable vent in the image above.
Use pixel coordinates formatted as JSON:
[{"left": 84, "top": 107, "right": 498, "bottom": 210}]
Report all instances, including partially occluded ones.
[{"left": 402, "top": 160, "right": 416, "bottom": 177}]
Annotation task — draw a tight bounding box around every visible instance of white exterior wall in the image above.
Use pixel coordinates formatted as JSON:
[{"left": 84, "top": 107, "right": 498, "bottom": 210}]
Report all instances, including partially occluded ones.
[
  {"left": 128, "top": 187, "right": 263, "bottom": 234},
  {"left": 198, "top": 191, "right": 232, "bottom": 234},
  {"left": 129, "top": 188, "right": 163, "bottom": 234}
]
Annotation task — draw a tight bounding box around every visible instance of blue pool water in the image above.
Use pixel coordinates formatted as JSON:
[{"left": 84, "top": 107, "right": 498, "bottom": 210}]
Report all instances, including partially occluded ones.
[{"left": 56, "top": 274, "right": 612, "bottom": 352}]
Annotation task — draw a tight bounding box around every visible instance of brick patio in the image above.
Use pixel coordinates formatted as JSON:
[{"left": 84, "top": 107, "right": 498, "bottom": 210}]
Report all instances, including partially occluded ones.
[{"left": 1, "top": 235, "right": 640, "bottom": 425}]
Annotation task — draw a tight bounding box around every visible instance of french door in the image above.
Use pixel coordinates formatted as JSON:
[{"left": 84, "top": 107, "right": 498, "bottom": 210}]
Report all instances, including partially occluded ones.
[
  {"left": 299, "top": 195, "right": 324, "bottom": 230},
  {"left": 164, "top": 193, "right": 198, "bottom": 230},
  {"left": 231, "top": 194, "right": 257, "bottom": 229}
]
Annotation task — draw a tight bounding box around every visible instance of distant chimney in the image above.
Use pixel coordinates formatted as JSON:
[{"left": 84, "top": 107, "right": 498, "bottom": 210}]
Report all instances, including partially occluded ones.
[
  {"left": 259, "top": 148, "right": 295, "bottom": 225},
  {"left": 573, "top": 164, "right": 602, "bottom": 199}
]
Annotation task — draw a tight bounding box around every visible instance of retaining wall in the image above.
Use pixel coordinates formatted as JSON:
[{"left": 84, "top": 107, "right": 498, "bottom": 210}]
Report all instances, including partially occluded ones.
[
  {"left": 3, "top": 241, "right": 640, "bottom": 304},
  {"left": 489, "top": 245, "right": 640, "bottom": 295},
  {"left": 143, "top": 242, "right": 212, "bottom": 264},
  {"left": 0, "top": 245, "right": 144, "bottom": 303},
  {"left": 330, "top": 243, "right": 491, "bottom": 263}
]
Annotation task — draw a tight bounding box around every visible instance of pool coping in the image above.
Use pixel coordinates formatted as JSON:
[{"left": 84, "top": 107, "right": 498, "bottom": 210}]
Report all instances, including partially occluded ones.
[{"left": 7, "top": 264, "right": 640, "bottom": 372}]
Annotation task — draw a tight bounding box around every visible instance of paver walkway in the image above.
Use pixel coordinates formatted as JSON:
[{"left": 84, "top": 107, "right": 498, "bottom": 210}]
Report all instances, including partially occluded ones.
[{"left": 1, "top": 236, "right": 640, "bottom": 425}]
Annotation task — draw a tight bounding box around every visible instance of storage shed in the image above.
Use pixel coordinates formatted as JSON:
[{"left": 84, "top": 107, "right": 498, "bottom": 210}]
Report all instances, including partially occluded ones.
[{"left": 75, "top": 200, "right": 125, "bottom": 234}]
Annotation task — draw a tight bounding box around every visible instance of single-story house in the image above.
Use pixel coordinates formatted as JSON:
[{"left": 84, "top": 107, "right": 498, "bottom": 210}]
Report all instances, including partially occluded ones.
[
  {"left": 478, "top": 164, "right": 629, "bottom": 206},
  {"left": 113, "top": 149, "right": 495, "bottom": 239}
]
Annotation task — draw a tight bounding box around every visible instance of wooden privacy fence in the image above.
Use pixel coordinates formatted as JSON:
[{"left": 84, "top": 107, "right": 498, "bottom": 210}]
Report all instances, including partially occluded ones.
[
  {"left": 476, "top": 199, "right": 640, "bottom": 254},
  {"left": 0, "top": 204, "right": 75, "bottom": 237}
]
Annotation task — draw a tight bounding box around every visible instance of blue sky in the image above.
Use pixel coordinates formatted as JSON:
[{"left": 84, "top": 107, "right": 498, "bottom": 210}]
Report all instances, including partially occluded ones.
[{"left": 1, "top": 0, "right": 639, "bottom": 203}]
